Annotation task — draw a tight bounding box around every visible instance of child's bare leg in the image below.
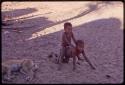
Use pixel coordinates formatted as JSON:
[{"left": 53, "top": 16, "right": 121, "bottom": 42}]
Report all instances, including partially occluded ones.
[
  {"left": 73, "top": 56, "right": 76, "bottom": 71},
  {"left": 61, "top": 47, "right": 67, "bottom": 63},
  {"left": 58, "top": 47, "right": 65, "bottom": 70}
]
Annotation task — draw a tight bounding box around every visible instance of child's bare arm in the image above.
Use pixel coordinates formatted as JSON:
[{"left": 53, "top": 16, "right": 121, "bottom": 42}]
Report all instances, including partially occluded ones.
[
  {"left": 71, "top": 32, "right": 77, "bottom": 45},
  {"left": 82, "top": 50, "right": 95, "bottom": 69}
]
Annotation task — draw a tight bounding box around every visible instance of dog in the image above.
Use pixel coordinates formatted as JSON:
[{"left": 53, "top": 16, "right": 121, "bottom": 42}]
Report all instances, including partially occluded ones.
[{"left": 2, "top": 59, "right": 39, "bottom": 82}]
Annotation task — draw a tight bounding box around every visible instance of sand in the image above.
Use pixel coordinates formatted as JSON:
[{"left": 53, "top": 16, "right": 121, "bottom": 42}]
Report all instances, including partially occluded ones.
[{"left": 2, "top": 1, "right": 123, "bottom": 84}]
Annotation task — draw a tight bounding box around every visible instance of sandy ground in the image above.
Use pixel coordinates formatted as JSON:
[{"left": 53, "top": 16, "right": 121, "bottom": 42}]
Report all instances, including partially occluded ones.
[{"left": 2, "top": 1, "right": 123, "bottom": 84}]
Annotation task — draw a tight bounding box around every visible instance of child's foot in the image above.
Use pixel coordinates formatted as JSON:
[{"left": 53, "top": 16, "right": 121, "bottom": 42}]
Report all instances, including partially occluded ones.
[{"left": 78, "top": 58, "right": 84, "bottom": 61}]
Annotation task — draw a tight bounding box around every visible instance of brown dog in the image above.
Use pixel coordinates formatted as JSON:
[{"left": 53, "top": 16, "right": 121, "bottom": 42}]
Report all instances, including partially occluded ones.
[{"left": 58, "top": 40, "right": 95, "bottom": 70}]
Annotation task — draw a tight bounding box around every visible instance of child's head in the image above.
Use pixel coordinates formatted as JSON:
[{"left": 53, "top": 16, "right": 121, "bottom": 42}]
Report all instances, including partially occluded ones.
[
  {"left": 64, "top": 22, "right": 72, "bottom": 33},
  {"left": 76, "top": 40, "right": 84, "bottom": 52}
]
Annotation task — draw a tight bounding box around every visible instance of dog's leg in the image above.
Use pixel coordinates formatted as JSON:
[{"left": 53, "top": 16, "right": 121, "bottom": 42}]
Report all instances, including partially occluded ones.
[{"left": 6, "top": 67, "right": 13, "bottom": 81}]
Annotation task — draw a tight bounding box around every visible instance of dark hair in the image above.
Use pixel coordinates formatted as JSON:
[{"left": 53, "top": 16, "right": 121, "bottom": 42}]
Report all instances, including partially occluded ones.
[
  {"left": 76, "top": 40, "right": 84, "bottom": 46},
  {"left": 64, "top": 22, "right": 72, "bottom": 28}
]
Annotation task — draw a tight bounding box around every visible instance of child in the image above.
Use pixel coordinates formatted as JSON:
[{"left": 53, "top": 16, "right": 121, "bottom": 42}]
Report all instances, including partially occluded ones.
[{"left": 61, "top": 22, "right": 77, "bottom": 63}]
